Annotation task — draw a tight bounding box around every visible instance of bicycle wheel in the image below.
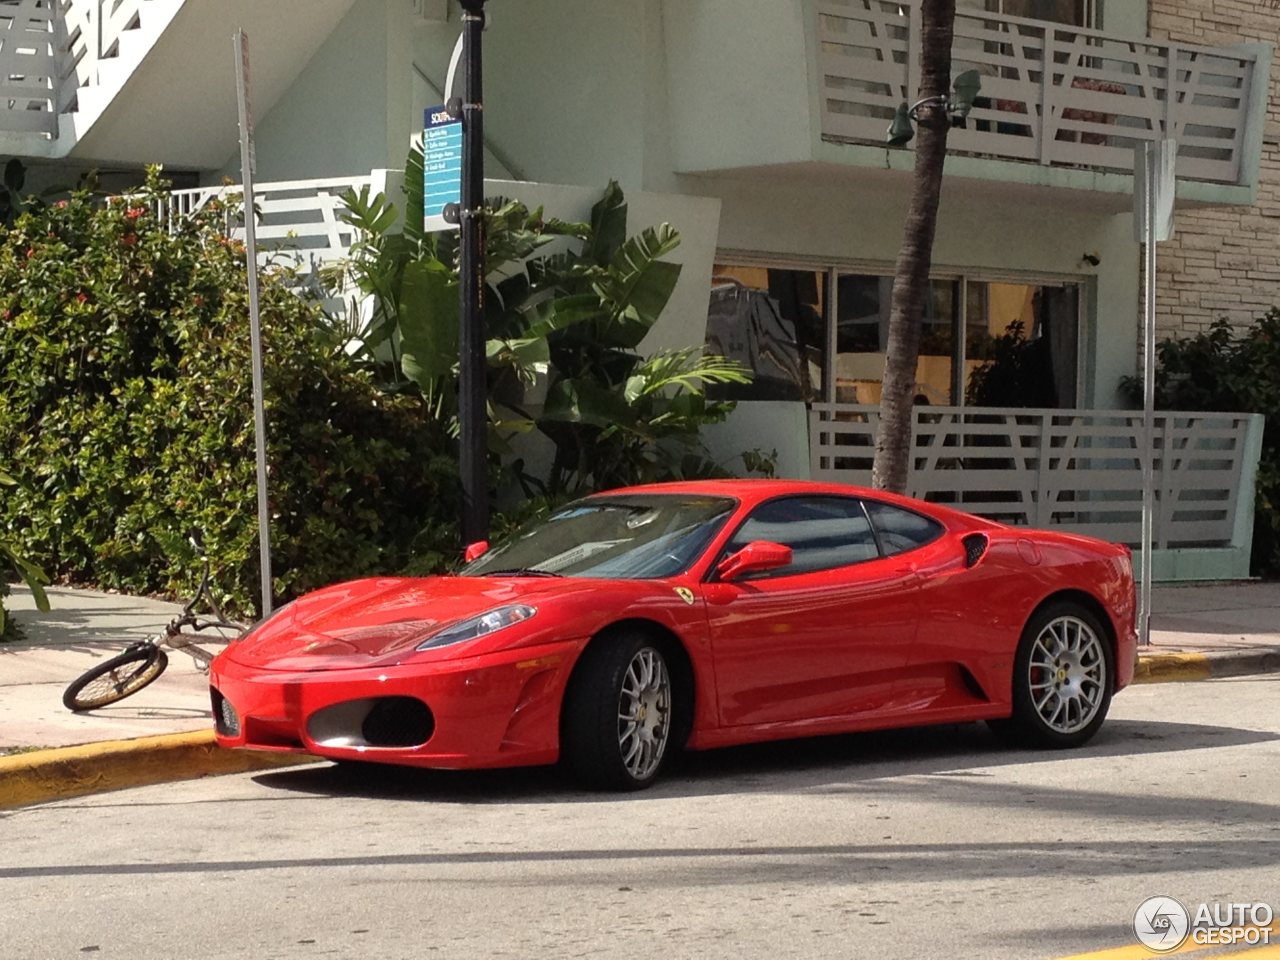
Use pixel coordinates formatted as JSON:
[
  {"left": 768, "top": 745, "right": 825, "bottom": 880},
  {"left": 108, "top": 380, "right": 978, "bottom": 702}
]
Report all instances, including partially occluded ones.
[{"left": 62, "top": 646, "right": 170, "bottom": 712}]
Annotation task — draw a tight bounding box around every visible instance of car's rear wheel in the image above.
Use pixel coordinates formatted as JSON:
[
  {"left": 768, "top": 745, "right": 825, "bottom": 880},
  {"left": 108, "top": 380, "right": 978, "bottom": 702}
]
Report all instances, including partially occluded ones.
[
  {"left": 993, "top": 601, "right": 1113, "bottom": 748},
  {"left": 562, "top": 631, "right": 674, "bottom": 791}
]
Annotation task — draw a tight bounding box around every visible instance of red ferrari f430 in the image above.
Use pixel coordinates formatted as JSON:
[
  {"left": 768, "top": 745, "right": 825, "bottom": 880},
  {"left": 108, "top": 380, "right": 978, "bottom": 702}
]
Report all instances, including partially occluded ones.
[{"left": 210, "top": 480, "right": 1137, "bottom": 790}]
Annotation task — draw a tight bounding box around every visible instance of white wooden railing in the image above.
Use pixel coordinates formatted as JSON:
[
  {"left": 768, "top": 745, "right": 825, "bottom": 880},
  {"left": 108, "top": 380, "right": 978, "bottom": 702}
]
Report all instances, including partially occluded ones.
[
  {"left": 0, "top": 0, "right": 60, "bottom": 135},
  {"left": 810, "top": 403, "right": 1264, "bottom": 549},
  {"left": 151, "top": 174, "right": 375, "bottom": 319},
  {"left": 154, "top": 175, "right": 373, "bottom": 272},
  {"left": 0, "top": 0, "right": 157, "bottom": 137},
  {"left": 817, "top": 0, "right": 1261, "bottom": 184},
  {"left": 57, "top": 0, "right": 153, "bottom": 113}
]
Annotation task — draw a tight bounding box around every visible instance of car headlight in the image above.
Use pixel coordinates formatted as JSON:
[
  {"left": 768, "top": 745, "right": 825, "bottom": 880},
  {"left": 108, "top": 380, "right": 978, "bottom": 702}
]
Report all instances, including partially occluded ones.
[{"left": 416, "top": 604, "right": 537, "bottom": 651}]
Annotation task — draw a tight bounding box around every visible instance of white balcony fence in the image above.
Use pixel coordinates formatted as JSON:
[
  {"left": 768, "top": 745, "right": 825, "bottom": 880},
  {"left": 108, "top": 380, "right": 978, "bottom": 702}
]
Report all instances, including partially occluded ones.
[
  {"left": 155, "top": 175, "right": 372, "bottom": 271},
  {"left": 0, "top": 0, "right": 60, "bottom": 135},
  {"left": 58, "top": 0, "right": 153, "bottom": 113},
  {"left": 810, "top": 403, "right": 1263, "bottom": 551},
  {"left": 817, "top": 0, "right": 1261, "bottom": 184},
  {"left": 152, "top": 175, "right": 374, "bottom": 320},
  {"left": 0, "top": 0, "right": 154, "bottom": 137}
]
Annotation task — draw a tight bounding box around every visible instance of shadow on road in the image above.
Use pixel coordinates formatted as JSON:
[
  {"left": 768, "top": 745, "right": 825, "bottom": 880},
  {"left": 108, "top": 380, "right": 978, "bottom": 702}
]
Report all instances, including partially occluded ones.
[{"left": 247, "top": 715, "right": 1278, "bottom": 807}]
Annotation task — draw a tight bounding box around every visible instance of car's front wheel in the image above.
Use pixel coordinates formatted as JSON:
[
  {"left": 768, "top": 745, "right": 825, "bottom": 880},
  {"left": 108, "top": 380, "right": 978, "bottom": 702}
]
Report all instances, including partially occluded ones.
[
  {"left": 994, "top": 601, "right": 1113, "bottom": 748},
  {"left": 562, "top": 631, "right": 675, "bottom": 791}
]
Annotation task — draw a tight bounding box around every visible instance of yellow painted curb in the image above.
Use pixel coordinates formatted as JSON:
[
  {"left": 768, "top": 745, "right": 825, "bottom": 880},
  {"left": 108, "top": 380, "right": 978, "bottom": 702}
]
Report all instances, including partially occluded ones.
[
  {"left": 0, "top": 730, "right": 313, "bottom": 810},
  {"left": 1133, "top": 652, "right": 1213, "bottom": 684}
]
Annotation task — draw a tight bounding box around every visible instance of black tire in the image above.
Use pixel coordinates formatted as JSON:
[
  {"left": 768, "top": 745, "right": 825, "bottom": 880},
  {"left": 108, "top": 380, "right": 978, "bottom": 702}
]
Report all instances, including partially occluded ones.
[
  {"left": 62, "top": 646, "right": 169, "bottom": 712},
  {"left": 562, "top": 631, "right": 677, "bottom": 791},
  {"left": 991, "top": 600, "right": 1113, "bottom": 748}
]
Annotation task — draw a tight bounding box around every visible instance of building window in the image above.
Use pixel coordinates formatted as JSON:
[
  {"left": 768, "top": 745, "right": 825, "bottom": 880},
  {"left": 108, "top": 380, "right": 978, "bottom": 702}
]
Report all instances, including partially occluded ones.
[
  {"left": 965, "top": 281, "right": 1080, "bottom": 408},
  {"left": 957, "top": 0, "right": 1100, "bottom": 28},
  {"left": 835, "top": 276, "right": 959, "bottom": 405},
  {"left": 706, "top": 261, "right": 1082, "bottom": 409},
  {"left": 704, "top": 265, "right": 825, "bottom": 401}
]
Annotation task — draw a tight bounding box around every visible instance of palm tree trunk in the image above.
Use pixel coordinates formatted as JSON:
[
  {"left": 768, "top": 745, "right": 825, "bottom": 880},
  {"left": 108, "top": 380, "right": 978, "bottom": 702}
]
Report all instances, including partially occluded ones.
[{"left": 872, "top": 0, "right": 957, "bottom": 493}]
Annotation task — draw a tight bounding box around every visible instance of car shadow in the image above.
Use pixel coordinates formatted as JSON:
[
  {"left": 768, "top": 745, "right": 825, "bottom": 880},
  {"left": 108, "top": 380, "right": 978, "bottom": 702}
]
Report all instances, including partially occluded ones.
[{"left": 250, "top": 715, "right": 1278, "bottom": 805}]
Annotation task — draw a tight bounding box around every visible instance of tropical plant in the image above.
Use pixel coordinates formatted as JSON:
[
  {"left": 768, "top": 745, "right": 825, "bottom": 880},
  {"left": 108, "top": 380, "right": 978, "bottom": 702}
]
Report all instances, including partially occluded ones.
[
  {"left": 1, "top": 469, "right": 50, "bottom": 639},
  {"left": 331, "top": 171, "right": 751, "bottom": 496}
]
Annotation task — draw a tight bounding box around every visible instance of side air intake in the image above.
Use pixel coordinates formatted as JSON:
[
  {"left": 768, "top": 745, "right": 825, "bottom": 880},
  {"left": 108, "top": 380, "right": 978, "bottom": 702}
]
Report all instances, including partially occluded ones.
[{"left": 962, "top": 533, "right": 989, "bottom": 568}]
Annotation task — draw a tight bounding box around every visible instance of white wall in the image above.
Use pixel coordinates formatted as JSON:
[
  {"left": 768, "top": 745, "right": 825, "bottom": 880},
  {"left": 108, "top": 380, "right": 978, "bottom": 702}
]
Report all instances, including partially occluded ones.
[
  {"left": 219, "top": 0, "right": 413, "bottom": 182},
  {"left": 241, "top": 0, "right": 1144, "bottom": 405},
  {"left": 431, "top": 0, "right": 649, "bottom": 191}
]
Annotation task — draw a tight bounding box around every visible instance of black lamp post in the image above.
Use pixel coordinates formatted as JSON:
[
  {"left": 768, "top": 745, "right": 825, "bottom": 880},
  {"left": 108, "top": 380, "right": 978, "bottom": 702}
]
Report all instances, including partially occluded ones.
[{"left": 457, "top": 0, "right": 488, "bottom": 545}]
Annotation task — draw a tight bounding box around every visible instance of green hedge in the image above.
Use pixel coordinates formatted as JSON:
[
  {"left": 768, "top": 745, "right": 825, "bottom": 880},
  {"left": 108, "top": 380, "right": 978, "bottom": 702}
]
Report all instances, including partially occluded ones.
[{"left": 0, "top": 172, "right": 459, "bottom": 617}]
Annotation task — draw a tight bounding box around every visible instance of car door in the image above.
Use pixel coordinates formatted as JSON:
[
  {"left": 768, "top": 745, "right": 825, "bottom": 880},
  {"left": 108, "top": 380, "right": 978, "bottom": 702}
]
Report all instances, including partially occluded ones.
[{"left": 703, "top": 495, "right": 920, "bottom": 728}]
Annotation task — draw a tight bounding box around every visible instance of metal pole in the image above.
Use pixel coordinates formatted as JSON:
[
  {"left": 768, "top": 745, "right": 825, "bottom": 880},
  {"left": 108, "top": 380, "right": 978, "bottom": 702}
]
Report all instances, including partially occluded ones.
[
  {"left": 1139, "top": 141, "right": 1157, "bottom": 645},
  {"left": 234, "top": 30, "right": 273, "bottom": 616},
  {"left": 457, "top": 1, "right": 489, "bottom": 545}
]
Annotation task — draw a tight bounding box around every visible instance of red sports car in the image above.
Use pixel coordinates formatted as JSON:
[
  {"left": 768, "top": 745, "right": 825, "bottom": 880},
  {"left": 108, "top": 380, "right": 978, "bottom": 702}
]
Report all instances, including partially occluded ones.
[{"left": 209, "top": 479, "right": 1137, "bottom": 790}]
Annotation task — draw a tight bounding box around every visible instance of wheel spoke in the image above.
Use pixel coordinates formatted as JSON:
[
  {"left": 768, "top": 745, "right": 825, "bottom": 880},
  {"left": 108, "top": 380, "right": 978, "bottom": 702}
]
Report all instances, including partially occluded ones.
[
  {"left": 612, "top": 646, "right": 672, "bottom": 782},
  {"left": 1027, "top": 615, "right": 1108, "bottom": 735}
]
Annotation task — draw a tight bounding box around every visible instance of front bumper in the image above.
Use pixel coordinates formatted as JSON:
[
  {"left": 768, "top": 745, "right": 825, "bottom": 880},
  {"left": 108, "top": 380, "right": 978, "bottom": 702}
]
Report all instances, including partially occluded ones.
[{"left": 209, "top": 640, "right": 581, "bottom": 769}]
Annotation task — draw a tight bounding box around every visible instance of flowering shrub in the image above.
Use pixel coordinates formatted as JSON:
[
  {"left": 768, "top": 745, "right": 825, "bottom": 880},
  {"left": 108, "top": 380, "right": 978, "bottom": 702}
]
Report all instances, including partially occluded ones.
[{"left": 0, "top": 169, "right": 459, "bottom": 616}]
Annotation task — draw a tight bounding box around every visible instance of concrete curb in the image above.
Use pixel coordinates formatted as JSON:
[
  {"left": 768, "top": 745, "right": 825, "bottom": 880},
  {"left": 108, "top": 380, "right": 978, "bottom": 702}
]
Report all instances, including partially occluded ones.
[
  {"left": 0, "top": 731, "right": 313, "bottom": 811},
  {"left": 1134, "top": 648, "right": 1280, "bottom": 684},
  {"left": 4, "top": 646, "right": 1277, "bottom": 811}
]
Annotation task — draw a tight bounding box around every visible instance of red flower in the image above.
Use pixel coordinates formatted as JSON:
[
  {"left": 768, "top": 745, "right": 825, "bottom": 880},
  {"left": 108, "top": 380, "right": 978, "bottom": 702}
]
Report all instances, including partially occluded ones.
[
  {"left": 24, "top": 248, "right": 34, "bottom": 259},
  {"left": 56, "top": 200, "right": 68, "bottom": 209},
  {"left": 76, "top": 292, "right": 88, "bottom": 304},
  {"left": 126, "top": 206, "right": 146, "bottom": 220},
  {"left": 122, "top": 234, "right": 136, "bottom": 246}
]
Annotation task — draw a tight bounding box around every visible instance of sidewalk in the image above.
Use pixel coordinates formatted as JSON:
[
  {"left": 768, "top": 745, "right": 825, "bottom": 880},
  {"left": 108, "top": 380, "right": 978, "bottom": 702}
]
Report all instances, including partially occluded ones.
[{"left": 0, "top": 583, "right": 1274, "bottom": 808}]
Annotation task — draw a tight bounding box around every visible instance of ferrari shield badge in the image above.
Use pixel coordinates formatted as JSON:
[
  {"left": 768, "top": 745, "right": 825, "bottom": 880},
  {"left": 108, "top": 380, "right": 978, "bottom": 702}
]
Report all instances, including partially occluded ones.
[{"left": 674, "top": 587, "right": 696, "bottom": 605}]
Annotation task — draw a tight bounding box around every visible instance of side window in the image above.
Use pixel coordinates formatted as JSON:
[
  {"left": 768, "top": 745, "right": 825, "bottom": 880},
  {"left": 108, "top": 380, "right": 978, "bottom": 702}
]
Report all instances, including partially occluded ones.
[
  {"left": 723, "top": 496, "right": 879, "bottom": 578},
  {"left": 865, "top": 501, "right": 943, "bottom": 556}
]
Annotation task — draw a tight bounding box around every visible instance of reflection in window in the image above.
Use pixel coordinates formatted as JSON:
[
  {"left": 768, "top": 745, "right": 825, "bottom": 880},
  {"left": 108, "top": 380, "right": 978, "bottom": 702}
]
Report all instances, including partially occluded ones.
[
  {"left": 724, "top": 497, "right": 879, "bottom": 578},
  {"left": 956, "top": 0, "right": 1097, "bottom": 27},
  {"left": 865, "top": 501, "right": 944, "bottom": 556},
  {"left": 966, "top": 282, "right": 1079, "bottom": 408},
  {"left": 835, "top": 276, "right": 958, "bottom": 405},
  {"left": 704, "top": 265, "right": 825, "bottom": 401}
]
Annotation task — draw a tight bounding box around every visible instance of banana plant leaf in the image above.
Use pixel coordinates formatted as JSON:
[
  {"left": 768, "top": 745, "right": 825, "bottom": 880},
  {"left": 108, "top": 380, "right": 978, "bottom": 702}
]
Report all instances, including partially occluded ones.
[
  {"left": 399, "top": 260, "right": 459, "bottom": 388},
  {"left": 542, "top": 377, "right": 634, "bottom": 429}
]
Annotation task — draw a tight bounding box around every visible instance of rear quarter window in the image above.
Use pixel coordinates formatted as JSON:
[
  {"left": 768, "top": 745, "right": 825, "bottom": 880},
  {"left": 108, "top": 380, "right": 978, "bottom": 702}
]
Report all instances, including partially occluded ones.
[{"left": 865, "top": 501, "right": 944, "bottom": 556}]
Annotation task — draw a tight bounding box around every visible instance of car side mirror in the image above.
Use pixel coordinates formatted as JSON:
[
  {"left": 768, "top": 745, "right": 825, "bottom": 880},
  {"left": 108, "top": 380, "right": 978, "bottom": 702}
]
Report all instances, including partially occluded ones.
[
  {"left": 463, "top": 540, "right": 490, "bottom": 563},
  {"left": 716, "top": 540, "right": 792, "bottom": 581}
]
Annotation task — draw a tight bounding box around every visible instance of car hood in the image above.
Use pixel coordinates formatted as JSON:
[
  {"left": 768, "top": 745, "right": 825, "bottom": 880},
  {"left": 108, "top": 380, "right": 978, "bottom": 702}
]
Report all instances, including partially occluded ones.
[{"left": 221, "top": 575, "right": 564, "bottom": 671}]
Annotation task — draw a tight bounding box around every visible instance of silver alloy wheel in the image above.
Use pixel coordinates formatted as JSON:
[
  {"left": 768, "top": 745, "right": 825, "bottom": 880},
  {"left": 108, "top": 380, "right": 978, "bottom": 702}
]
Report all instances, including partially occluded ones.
[
  {"left": 616, "top": 646, "right": 671, "bottom": 781},
  {"left": 1027, "top": 614, "right": 1106, "bottom": 734}
]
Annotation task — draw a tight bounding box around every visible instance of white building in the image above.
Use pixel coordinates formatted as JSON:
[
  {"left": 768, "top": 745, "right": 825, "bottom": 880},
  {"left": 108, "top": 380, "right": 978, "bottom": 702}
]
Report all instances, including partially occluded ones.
[{"left": 1, "top": 0, "right": 1271, "bottom": 579}]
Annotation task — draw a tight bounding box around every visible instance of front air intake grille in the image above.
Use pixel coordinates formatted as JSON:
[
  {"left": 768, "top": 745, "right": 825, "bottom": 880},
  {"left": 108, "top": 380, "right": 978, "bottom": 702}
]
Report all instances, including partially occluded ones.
[
  {"left": 361, "top": 697, "right": 435, "bottom": 748},
  {"left": 211, "top": 687, "right": 239, "bottom": 737},
  {"left": 962, "top": 533, "right": 989, "bottom": 568}
]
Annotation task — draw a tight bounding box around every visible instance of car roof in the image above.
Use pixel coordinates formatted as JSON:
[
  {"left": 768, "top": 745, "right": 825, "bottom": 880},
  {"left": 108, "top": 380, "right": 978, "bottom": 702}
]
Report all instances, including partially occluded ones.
[{"left": 586, "top": 478, "right": 976, "bottom": 524}]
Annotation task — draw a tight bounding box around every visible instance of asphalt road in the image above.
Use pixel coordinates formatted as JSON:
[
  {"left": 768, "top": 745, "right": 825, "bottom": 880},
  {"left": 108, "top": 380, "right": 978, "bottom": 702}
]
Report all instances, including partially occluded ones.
[{"left": 3, "top": 677, "right": 1279, "bottom": 960}]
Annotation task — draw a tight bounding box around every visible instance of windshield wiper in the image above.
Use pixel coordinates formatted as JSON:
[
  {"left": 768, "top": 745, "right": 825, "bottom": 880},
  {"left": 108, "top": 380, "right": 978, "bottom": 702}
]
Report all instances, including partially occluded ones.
[{"left": 479, "top": 568, "right": 564, "bottom": 578}]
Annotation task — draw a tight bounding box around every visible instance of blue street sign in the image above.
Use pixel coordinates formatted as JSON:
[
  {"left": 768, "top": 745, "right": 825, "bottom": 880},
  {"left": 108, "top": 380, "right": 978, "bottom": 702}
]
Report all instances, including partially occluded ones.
[{"left": 424, "top": 105, "right": 462, "bottom": 232}]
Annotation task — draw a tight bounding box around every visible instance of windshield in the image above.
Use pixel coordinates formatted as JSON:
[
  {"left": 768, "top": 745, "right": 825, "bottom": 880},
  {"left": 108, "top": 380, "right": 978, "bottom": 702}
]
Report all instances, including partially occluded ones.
[{"left": 462, "top": 494, "right": 736, "bottom": 579}]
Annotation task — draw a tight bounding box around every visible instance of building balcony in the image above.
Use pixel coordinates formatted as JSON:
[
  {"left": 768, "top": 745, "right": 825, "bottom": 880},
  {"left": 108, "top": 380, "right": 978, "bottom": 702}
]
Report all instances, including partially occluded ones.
[
  {"left": 664, "top": 0, "right": 1271, "bottom": 204},
  {"left": 0, "top": 0, "right": 356, "bottom": 166}
]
